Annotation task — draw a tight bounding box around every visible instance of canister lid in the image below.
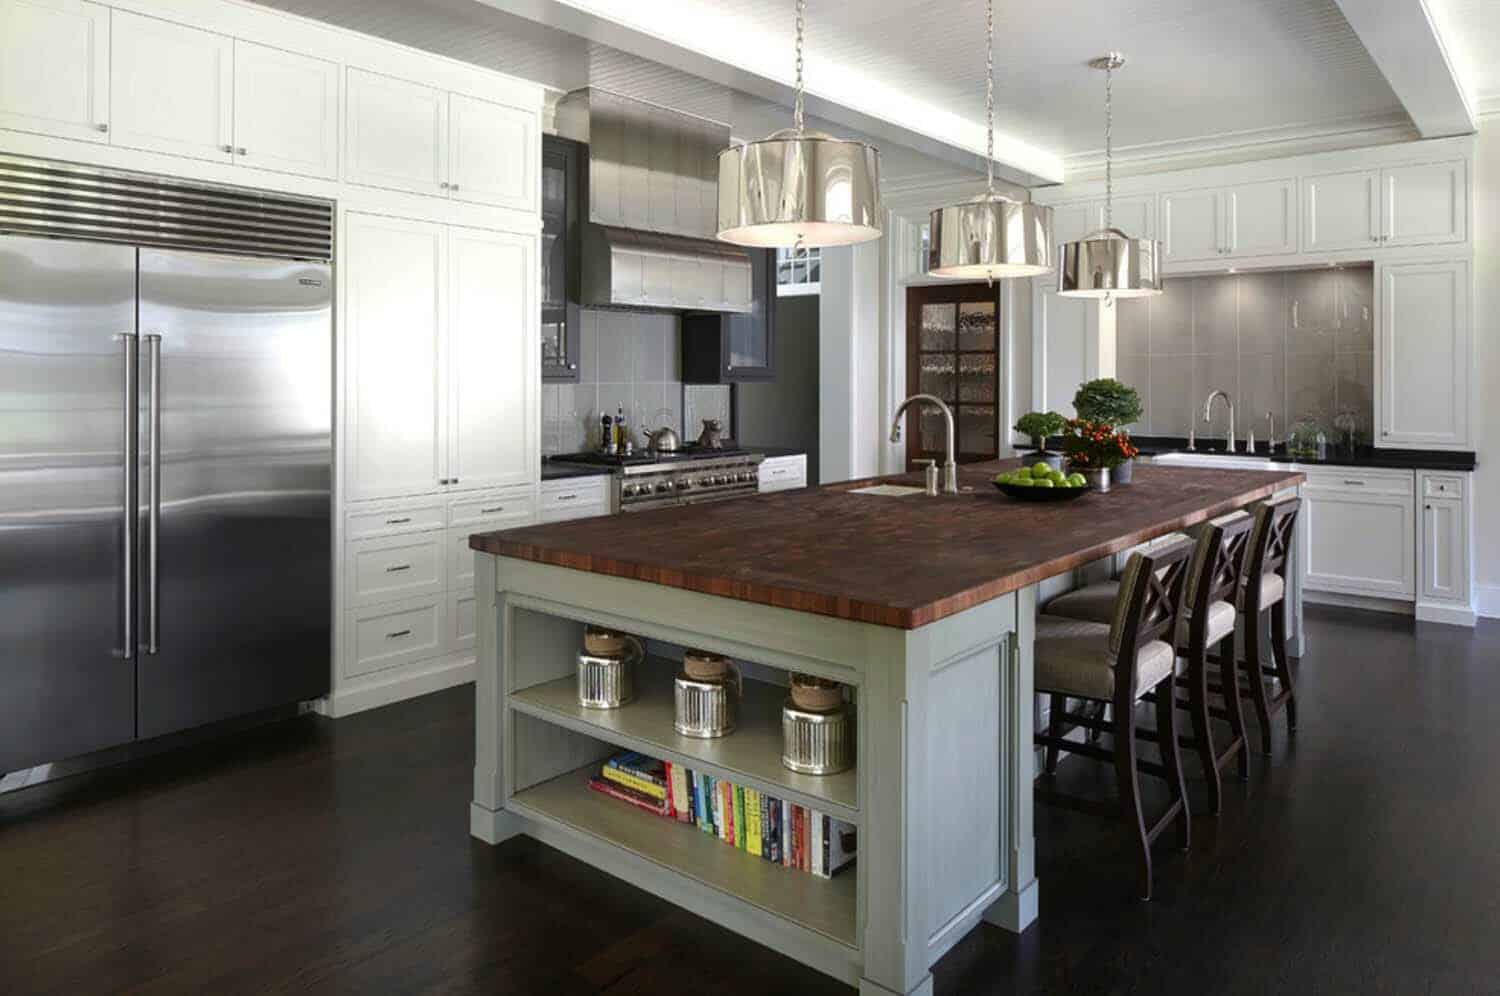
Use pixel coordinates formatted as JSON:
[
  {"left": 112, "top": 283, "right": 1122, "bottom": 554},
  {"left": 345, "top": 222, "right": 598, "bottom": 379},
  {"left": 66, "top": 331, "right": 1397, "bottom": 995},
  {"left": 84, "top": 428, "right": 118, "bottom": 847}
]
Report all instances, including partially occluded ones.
[
  {"left": 789, "top": 673, "right": 844, "bottom": 712},
  {"left": 682, "top": 649, "right": 731, "bottom": 680},
  {"left": 583, "top": 626, "right": 632, "bottom": 657}
]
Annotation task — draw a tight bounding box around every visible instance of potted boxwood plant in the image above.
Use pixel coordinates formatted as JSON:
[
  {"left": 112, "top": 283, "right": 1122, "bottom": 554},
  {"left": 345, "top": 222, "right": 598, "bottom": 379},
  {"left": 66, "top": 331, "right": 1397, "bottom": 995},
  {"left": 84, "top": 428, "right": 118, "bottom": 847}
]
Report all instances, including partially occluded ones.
[
  {"left": 1013, "top": 410, "right": 1067, "bottom": 472},
  {"left": 1060, "top": 418, "right": 1128, "bottom": 492},
  {"left": 1072, "top": 379, "right": 1144, "bottom": 484}
]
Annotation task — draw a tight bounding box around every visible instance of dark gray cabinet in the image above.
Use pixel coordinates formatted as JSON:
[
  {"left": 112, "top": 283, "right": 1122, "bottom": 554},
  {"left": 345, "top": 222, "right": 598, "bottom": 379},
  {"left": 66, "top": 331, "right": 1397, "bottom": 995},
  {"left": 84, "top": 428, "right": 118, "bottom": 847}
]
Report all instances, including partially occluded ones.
[
  {"left": 682, "top": 248, "right": 776, "bottom": 383},
  {"left": 541, "top": 134, "right": 582, "bottom": 383}
]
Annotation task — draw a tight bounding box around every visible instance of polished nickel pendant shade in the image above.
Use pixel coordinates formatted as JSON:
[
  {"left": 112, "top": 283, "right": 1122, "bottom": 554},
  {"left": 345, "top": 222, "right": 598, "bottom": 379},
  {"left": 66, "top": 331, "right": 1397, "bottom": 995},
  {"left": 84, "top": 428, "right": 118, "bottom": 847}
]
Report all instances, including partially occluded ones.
[
  {"left": 927, "top": 0, "right": 1052, "bottom": 279},
  {"left": 1058, "top": 54, "right": 1163, "bottom": 299},
  {"left": 716, "top": 0, "right": 882, "bottom": 248}
]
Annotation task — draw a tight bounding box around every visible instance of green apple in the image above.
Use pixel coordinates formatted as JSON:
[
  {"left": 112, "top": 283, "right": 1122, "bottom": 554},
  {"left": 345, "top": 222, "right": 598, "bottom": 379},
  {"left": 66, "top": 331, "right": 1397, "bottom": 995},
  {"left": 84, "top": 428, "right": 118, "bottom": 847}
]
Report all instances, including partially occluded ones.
[
  {"left": 1066, "top": 473, "right": 1087, "bottom": 488},
  {"left": 1031, "top": 462, "right": 1053, "bottom": 478},
  {"left": 1048, "top": 470, "right": 1067, "bottom": 483},
  {"left": 1014, "top": 466, "right": 1033, "bottom": 479},
  {"left": 1010, "top": 476, "right": 1034, "bottom": 487},
  {"left": 1033, "top": 478, "right": 1055, "bottom": 488}
]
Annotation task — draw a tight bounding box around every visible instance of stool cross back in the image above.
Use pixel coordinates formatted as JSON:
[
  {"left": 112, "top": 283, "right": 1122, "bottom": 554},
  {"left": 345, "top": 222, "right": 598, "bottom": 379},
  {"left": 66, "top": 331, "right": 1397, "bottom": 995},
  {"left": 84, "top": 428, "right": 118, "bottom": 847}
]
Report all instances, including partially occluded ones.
[{"left": 1240, "top": 495, "right": 1303, "bottom": 754}]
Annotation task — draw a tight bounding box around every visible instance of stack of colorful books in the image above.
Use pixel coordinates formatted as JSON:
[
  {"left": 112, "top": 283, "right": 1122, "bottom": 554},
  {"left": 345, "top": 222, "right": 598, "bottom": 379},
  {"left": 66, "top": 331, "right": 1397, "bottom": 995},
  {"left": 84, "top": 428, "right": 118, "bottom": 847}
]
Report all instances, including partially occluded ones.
[{"left": 588, "top": 751, "right": 855, "bottom": 878}]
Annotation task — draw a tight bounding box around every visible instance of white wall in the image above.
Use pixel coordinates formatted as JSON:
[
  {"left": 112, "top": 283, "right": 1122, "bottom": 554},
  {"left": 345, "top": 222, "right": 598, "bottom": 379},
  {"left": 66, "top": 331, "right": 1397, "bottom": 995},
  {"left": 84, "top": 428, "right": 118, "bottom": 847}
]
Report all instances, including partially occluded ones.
[{"left": 1474, "top": 120, "right": 1500, "bottom": 617}]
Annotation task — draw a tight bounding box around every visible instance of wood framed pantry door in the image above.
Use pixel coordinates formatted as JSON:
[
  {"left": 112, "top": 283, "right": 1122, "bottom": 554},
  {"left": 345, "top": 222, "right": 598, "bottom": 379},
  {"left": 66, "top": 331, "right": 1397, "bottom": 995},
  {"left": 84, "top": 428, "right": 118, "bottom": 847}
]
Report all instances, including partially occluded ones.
[{"left": 905, "top": 283, "right": 1002, "bottom": 468}]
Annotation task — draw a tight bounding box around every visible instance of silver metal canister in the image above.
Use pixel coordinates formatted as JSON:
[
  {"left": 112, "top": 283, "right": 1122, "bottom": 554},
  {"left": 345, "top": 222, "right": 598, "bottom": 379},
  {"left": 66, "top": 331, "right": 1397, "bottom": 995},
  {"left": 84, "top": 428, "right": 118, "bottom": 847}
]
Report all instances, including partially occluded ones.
[
  {"left": 781, "top": 701, "right": 853, "bottom": 775},
  {"left": 577, "top": 631, "right": 642, "bottom": 709},
  {"left": 673, "top": 650, "right": 739, "bottom": 738}
]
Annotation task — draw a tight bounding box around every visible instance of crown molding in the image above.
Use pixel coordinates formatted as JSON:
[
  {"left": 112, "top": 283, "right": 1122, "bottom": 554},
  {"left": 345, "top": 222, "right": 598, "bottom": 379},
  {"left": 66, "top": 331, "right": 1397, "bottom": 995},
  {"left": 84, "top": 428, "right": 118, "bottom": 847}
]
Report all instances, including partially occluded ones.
[{"left": 1055, "top": 110, "right": 1419, "bottom": 184}]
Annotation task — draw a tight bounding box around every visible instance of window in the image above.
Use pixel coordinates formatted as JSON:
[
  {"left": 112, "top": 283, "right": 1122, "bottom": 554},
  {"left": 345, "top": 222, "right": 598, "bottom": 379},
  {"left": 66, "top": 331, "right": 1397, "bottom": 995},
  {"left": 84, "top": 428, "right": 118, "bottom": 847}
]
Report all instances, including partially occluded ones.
[{"left": 775, "top": 247, "right": 821, "bottom": 296}]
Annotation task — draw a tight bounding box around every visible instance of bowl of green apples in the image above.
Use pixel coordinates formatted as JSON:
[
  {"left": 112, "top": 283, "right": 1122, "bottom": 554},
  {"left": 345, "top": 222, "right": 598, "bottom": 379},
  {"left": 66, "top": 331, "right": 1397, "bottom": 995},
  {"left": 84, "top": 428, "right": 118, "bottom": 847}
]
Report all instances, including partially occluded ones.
[{"left": 992, "top": 462, "right": 1091, "bottom": 502}]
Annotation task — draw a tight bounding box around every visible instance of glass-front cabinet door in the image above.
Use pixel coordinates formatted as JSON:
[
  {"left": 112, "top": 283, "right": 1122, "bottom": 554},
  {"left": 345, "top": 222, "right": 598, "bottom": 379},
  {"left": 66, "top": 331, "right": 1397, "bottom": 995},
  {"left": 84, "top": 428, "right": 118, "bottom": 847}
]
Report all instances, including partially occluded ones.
[
  {"left": 541, "top": 135, "right": 581, "bottom": 383},
  {"left": 906, "top": 283, "right": 1001, "bottom": 466}
]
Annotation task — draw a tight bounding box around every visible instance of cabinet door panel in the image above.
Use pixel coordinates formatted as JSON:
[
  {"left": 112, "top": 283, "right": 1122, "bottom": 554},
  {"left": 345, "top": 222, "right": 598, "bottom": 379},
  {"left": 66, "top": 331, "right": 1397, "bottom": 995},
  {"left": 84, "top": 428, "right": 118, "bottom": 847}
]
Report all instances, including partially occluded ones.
[
  {"left": 345, "top": 68, "right": 448, "bottom": 196},
  {"left": 233, "top": 40, "right": 338, "bottom": 180},
  {"left": 448, "top": 93, "right": 536, "bottom": 211},
  {"left": 1384, "top": 161, "right": 1466, "bottom": 247},
  {"left": 1302, "top": 169, "right": 1379, "bottom": 253},
  {"left": 345, "top": 213, "right": 447, "bottom": 499},
  {"left": 0, "top": 0, "right": 109, "bottom": 142},
  {"left": 1161, "top": 188, "right": 1222, "bottom": 263},
  {"left": 1378, "top": 260, "right": 1469, "bottom": 448},
  {"left": 109, "top": 10, "right": 233, "bottom": 162},
  {"left": 448, "top": 227, "right": 535, "bottom": 491},
  {"left": 1419, "top": 499, "right": 1467, "bottom": 603},
  {"left": 1106, "top": 195, "right": 1155, "bottom": 241},
  {"left": 1048, "top": 202, "right": 1102, "bottom": 248},
  {"left": 1225, "top": 179, "right": 1295, "bottom": 258},
  {"left": 1301, "top": 488, "right": 1414, "bottom": 598}
]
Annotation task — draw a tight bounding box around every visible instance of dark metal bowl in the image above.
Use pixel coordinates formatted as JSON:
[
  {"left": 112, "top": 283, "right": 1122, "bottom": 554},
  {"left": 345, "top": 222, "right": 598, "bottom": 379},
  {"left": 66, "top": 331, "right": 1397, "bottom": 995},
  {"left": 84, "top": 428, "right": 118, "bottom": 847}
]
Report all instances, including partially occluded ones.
[{"left": 991, "top": 480, "right": 1091, "bottom": 502}]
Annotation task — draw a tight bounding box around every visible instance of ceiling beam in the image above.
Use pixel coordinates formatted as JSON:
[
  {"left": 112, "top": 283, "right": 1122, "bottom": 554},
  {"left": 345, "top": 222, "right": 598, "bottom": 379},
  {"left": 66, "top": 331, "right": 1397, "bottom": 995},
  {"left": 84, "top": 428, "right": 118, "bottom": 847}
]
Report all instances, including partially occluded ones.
[
  {"left": 475, "top": 0, "right": 1065, "bottom": 186},
  {"left": 1334, "top": 0, "right": 1475, "bottom": 137}
]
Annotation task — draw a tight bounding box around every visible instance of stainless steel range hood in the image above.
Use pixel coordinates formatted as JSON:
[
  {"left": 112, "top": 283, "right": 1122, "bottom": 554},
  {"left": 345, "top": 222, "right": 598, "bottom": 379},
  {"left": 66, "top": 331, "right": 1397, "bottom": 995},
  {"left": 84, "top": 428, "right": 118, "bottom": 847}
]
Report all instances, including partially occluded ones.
[{"left": 556, "top": 88, "right": 752, "bottom": 313}]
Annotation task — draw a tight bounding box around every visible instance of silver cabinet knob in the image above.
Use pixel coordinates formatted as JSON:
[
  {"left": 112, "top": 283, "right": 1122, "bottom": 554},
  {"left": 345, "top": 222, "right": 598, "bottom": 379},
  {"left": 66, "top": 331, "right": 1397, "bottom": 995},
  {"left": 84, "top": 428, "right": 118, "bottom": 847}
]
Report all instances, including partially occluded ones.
[
  {"left": 568, "top": 363, "right": 577, "bottom": 370},
  {"left": 95, "top": 123, "right": 109, "bottom": 133},
  {"left": 440, "top": 181, "right": 450, "bottom": 190},
  {"left": 450, "top": 183, "right": 460, "bottom": 191},
  {"left": 221, "top": 144, "right": 234, "bottom": 153},
  {"left": 236, "top": 147, "right": 247, "bottom": 156}
]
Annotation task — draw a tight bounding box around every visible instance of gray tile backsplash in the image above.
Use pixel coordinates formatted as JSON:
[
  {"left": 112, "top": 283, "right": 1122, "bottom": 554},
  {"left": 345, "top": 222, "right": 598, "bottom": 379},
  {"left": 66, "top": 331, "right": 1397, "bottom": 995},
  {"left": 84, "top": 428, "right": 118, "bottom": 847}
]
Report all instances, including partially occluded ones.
[
  {"left": 1114, "top": 265, "right": 1373, "bottom": 443},
  {"left": 541, "top": 309, "right": 683, "bottom": 455}
]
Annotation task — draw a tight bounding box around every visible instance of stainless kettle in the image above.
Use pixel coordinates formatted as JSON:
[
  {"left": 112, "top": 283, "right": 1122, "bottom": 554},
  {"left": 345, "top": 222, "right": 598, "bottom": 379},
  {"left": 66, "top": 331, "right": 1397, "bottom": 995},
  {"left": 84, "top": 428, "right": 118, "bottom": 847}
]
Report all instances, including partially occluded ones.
[{"left": 644, "top": 408, "right": 680, "bottom": 452}]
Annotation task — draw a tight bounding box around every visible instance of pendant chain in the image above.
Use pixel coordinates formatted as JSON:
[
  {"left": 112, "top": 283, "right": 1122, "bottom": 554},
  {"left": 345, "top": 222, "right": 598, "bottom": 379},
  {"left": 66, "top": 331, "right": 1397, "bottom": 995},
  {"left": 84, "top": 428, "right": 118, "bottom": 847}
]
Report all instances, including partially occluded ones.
[
  {"left": 793, "top": 0, "right": 806, "bottom": 136},
  {"left": 1104, "top": 62, "right": 1113, "bottom": 232},
  {"left": 985, "top": 0, "right": 995, "bottom": 196}
]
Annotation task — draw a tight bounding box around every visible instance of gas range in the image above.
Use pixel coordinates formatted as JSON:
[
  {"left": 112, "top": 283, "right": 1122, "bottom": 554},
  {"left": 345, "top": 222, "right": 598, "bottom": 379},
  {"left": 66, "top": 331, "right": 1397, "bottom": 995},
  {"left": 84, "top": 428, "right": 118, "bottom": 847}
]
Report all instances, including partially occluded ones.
[{"left": 548, "top": 447, "right": 764, "bottom": 513}]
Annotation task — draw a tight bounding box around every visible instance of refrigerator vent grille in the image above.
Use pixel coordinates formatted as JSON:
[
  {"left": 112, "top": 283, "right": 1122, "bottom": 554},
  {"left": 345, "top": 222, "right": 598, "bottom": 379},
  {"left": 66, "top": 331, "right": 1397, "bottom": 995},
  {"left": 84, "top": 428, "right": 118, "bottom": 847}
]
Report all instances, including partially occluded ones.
[{"left": 0, "top": 156, "right": 333, "bottom": 260}]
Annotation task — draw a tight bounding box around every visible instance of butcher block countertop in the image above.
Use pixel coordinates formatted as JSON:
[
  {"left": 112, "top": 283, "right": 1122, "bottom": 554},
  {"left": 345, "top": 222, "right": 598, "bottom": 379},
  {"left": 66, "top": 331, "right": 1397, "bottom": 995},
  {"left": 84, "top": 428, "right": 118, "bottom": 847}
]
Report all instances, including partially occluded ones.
[{"left": 471, "top": 461, "right": 1304, "bottom": 629}]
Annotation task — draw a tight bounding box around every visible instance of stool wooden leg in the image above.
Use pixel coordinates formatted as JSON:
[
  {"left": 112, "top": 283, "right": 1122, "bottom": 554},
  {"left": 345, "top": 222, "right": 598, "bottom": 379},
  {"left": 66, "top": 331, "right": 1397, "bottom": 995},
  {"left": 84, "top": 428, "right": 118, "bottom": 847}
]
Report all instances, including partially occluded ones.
[
  {"left": 1044, "top": 694, "right": 1065, "bottom": 775},
  {"left": 1186, "top": 643, "right": 1221, "bottom": 814},
  {"left": 1271, "top": 604, "right": 1297, "bottom": 732},
  {"left": 1156, "top": 677, "right": 1191, "bottom": 852},
  {"left": 1243, "top": 608, "right": 1273, "bottom": 756},
  {"left": 1219, "top": 627, "right": 1250, "bottom": 782},
  {"left": 1114, "top": 696, "right": 1153, "bottom": 901}
]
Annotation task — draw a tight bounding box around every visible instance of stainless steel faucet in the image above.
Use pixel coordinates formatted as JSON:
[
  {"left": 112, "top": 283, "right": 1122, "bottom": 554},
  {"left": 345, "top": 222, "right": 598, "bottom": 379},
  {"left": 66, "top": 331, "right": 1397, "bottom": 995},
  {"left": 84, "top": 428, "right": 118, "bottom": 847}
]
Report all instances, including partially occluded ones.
[
  {"left": 890, "top": 394, "right": 959, "bottom": 494},
  {"left": 1202, "top": 389, "right": 1236, "bottom": 453},
  {"left": 1265, "top": 410, "right": 1278, "bottom": 452}
]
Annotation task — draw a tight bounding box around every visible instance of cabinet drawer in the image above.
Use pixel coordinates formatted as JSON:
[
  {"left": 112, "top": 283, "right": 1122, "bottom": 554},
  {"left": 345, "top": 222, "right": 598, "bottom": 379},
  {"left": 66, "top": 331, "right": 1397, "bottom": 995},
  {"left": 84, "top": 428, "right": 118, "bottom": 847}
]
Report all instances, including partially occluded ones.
[
  {"left": 758, "top": 455, "right": 806, "bottom": 492},
  {"left": 448, "top": 487, "right": 535, "bottom": 529},
  {"left": 345, "top": 596, "right": 445, "bottom": 678},
  {"left": 1421, "top": 475, "right": 1464, "bottom": 499},
  {"left": 345, "top": 531, "right": 445, "bottom": 607},
  {"left": 539, "top": 477, "right": 609, "bottom": 514},
  {"left": 1298, "top": 467, "right": 1413, "bottom": 496},
  {"left": 346, "top": 500, "right": 446, "bottom": 540}
]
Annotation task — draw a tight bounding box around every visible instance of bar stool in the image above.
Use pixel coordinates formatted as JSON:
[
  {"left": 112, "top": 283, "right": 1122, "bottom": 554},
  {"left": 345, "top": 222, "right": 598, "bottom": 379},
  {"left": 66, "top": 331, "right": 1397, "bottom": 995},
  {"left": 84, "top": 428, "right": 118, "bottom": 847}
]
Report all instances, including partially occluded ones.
[
  {"left": 1033, "top": 540, "right": 1193, "bottom": 901},
  {"left": 1238, "top": 495, "right": 1302, "bottom": 755},
  {"left": 1046, "top": 514, "right": 1256, "bottom": 812}
]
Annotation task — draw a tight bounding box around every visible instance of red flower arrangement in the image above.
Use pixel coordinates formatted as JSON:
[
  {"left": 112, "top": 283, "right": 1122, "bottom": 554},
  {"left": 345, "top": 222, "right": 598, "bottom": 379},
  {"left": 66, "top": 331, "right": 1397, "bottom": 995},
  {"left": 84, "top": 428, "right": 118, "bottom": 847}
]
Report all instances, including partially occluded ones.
[{"left": 1060, "top": 418, "right": 1135, "bottom": 470}]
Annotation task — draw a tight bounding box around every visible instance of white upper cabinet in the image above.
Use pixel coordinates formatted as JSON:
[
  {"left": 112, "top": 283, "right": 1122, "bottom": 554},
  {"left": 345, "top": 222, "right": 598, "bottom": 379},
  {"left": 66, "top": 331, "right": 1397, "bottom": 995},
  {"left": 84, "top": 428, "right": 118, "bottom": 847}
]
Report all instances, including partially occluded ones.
[
  {"left": 1301, "top": 169, "right": 1380, "bottom": 253},
  {"left": 1161, "top": 188, "right": 1223, "bottom": 264},
  {"left": 448, "top": 93, "right": 536, "bottom": 212},
  {"left": 109, "top": 10, "right": 233, "bottom": 162},
  {"left": 1107, "top": 195, "right": 1156, "bottom": 241},
  {"left": 1048, "top": 195, "right": 1155, "bottom": 248},
  {"left": 345, "top": 68, "right": 449, "bottom": 196},
  {"left": 1223, "top": 179, "right": 1296, "bottom": 258},
  {"left": 0, "top": 0, "right": 110, "bottom": 142},
  {"left": 1383, "top": 160, "right": 1466, "bottom": 247},
  {"left": 345, "top": 213, "right": 447, "bottom": 500},
  {"left": 1048, "top": 202, "right": 1098, "bottom": 248},
  {"left": 1377, "top": 259, "right": 1470, "bottom": 449},
  {"left": 446, "top": 226, "right": 534, "bottom": 491},
  {"left": 233, "top": 40, "right": 339, "bottom": 180}
]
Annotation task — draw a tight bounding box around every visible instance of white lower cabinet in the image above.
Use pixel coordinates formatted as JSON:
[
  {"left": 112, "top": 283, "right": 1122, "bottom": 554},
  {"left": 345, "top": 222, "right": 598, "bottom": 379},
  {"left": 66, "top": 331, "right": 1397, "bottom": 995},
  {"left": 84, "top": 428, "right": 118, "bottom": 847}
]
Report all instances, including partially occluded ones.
[
  {"left": 345, "top": 595, "right": 446, "bottom": 679},
  {"left": 344, "top": 530, "right": 445, "bottom": 608},
  {"left": 1417, "top": 472, "right": 1471, "bottom": 616},
  {"left": 758, "top": 453, "right": 808, "bottom": 493},
  {"left": 539, "top": 475, "right": 610, "bottom": 521},
  {"left": 1301, "top": 469, "right": 1415, "bottom": 599}
]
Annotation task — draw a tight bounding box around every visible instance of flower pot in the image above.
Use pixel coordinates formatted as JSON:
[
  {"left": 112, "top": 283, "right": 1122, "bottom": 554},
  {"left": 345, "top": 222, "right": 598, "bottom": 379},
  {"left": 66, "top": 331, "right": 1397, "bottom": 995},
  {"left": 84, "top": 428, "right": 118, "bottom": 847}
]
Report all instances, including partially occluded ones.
[
  {"left": 1079, "top": 466, "right": 1111, "bottom": 492},
  {"left": 1113, "top": 457, "right": 1134, "bottom": 485},
  {"left": 1019, "top": 450, "right": 1063, "bottom": 473}
]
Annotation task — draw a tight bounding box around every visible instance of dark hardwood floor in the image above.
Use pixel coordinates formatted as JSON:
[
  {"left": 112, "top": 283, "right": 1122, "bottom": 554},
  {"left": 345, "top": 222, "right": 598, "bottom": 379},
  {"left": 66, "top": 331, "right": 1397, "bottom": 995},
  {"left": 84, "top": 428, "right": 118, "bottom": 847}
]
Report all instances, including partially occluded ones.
[{"left": 3, "top": 605, "right": 1497, "bottom": 995}]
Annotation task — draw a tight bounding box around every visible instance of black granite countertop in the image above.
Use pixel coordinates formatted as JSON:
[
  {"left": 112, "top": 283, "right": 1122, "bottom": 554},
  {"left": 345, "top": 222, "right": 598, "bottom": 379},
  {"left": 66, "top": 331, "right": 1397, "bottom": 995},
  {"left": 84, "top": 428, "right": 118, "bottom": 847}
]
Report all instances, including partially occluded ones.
[
  {"left": 749, "top": 446, "right": 807, "bottom": 459},
  {"left": 1120, "top": 436, "right": 1476, "bottom": 472},
  {"left": 540, "top": 461, "right": 613, "bottom": 481}
]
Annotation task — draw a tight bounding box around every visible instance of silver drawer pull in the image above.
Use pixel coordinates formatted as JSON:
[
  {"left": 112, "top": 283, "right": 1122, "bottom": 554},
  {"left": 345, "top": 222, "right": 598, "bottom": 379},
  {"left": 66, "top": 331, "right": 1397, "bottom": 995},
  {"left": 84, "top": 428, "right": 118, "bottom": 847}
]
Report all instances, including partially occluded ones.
[
  {"left": 556, "top": 493, "right": 578, "bottom": 501},
  {"left": 480, "top": 506, "right": 505, "bottom": 514},
  {"left": 385, "top": 629, "right": 412, "bottom": 640},
  {"left": 385, "top": 564, "right": 412, "bottom": 573},
  {"left": 1342, "top": 480, "right": 1365, "bottom": 486},
  {"left": 386, "top": 516, "right": 412, "bottom": 524}
]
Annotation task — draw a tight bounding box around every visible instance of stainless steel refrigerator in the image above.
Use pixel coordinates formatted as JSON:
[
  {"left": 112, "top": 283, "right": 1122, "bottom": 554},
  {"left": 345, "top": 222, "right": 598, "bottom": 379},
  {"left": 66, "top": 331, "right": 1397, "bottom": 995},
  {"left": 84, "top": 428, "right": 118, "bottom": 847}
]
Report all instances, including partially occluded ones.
[{"left": 0, "top": 156, "right": 332, "bottom": 774}]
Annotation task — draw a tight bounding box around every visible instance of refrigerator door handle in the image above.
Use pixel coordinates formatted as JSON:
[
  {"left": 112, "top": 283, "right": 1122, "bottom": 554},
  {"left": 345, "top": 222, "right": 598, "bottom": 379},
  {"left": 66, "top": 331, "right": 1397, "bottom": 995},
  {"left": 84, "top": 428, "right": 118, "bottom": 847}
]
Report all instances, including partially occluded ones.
[
  {"left": 144, "top": 333, "right": 162, "bottom": 655},
  {"left": 115, "top": 332, "right": 138, "bottom": 660}
]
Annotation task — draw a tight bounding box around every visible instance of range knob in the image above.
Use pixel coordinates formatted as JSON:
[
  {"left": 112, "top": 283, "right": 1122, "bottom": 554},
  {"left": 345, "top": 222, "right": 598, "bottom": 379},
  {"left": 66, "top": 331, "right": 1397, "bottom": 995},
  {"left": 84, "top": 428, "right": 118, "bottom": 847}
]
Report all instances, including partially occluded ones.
[
  {"left": 712, "top": 474, "right": 726, "bottom": 485},
  {"left": 739, "top": 472, "right": 753, "bottom": 483},
  {"left": 676, "top": 478, "right": 692, "bottom": 490},
  {"left": 655, "top": 481, "right": 673, "bottom": 494},
  {"left": 621, "top": 483, "right": 636, "bottom": 497}
]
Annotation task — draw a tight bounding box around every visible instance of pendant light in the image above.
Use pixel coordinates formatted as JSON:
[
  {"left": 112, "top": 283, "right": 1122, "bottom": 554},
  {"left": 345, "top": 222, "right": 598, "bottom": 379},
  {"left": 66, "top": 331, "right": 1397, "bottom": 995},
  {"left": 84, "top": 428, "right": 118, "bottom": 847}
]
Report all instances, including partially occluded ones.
[
  {"left": 927, "top": 0, "right": 1052, "bottom": 280},
  {"left": 716, "top": 0, "right": 883, "bottom": 249},
  {"left": 1057, "top": 54, "right": 1162, "bottom": 301}
]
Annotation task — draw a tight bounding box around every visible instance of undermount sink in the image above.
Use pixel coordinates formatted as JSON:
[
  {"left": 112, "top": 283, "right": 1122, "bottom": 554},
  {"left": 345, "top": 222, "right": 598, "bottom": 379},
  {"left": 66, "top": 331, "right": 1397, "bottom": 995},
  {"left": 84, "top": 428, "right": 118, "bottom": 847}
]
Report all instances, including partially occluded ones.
[{"left": 1151, "top": 451, "right": 1275, "bottom": 470}]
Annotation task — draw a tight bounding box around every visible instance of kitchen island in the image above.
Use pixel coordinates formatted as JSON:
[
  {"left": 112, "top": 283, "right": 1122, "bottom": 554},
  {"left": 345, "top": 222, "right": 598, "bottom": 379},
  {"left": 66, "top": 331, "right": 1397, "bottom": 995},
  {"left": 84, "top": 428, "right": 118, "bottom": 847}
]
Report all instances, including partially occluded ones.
[{"left": 468, "top": 461, "right": 1305, "bottom": 996}]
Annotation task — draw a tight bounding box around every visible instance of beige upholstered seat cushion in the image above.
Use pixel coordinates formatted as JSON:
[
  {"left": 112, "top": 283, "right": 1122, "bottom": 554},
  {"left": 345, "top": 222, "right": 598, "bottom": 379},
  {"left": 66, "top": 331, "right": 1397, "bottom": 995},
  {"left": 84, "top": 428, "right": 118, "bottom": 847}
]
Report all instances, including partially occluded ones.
[
  {"left": 1191, "top": 599, "right": 1237, "bottom": 645},
  {"left": 1239, "top": 572, "right": 1285, "bottom": 610},
  {"left": 1043, "top": 581, "right": 1118, "bottom": 625},
  {"left": 1035, "top": 614, "right": 1177, "bottom": 702}
]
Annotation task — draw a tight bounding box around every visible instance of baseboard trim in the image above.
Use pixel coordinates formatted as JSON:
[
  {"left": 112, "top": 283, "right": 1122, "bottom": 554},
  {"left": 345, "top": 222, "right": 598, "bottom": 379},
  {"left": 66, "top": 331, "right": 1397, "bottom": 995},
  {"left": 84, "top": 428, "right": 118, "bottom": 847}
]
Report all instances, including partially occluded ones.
[
  {"left": 315, "top": 656, "right": 475, "bottom": 718},
  {"left": 1477, "top": 584, "right": 1500, "bottom": 620},
  {"left": 1416, "top": 602, "right": 1479, "bottom": 627},
  {"left": 1304, "top": 590, "right": 1414, "bottom": 616}
]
